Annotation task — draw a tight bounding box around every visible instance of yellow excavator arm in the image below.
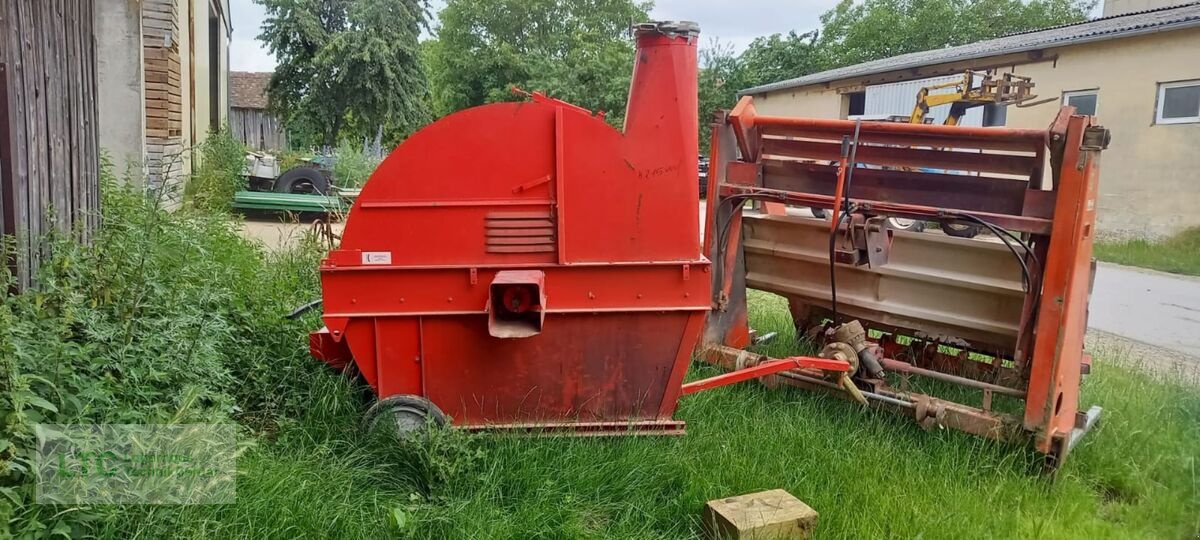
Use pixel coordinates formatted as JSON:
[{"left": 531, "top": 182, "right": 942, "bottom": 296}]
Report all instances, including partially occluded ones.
[{"left": 910, "top": 71, "right": 1037, "bottom": 125}]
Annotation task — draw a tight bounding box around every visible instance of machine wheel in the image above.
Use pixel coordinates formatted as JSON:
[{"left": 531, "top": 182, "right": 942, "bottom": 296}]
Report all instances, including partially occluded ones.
[
  {"left": 273, "top": 166, "right": 331, "bottom": 195},
  {"left": 941, "top": 222, "right": 981, "bottom": 239},
  {"left": 887, "top": 217, "right": 925, "bottom": 232},
  {"left": 810, "top": 208, "right": 828, "bottom": 219},
  {"left": 364, "top": 394, "right": 448, "bottom": 437}
]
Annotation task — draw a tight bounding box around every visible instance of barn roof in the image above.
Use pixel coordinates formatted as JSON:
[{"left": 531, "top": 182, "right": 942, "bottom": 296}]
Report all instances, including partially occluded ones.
[
  {"left": 230, "top": 71, "right": 272, "bottom": 109},
  {"left": 741, "top": 2, "right": 1200, "bottom": 95}
]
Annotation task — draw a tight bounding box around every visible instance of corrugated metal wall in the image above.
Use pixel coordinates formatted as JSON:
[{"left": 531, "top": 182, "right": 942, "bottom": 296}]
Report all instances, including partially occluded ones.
[
  {"left": 0, "top": 0, "right": 100, "bottom": 291},
  {"left": 863, "top": 74, "right": 984, "bottom": 126}
]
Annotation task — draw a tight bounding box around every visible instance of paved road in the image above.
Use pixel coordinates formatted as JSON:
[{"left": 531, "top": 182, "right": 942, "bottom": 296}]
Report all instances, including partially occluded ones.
[{"left": 1089, "top": 262, "right": 1200, "bottom": 360}]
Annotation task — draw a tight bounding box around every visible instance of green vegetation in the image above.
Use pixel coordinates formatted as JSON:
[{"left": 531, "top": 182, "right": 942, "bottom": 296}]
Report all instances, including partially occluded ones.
[
  {"left": 186, "top": 127, "right": 248, "bottom": 212},
  {"left": 257, "top": 0, "right": 429, "bottom": 147},
  {"left": 1, "top": 178, "right": 325, "bottom": 536},
  {"left": 426, "top": 0, "right": 648, "bottom": 126},
  {"left": 251, "top": 0, "right": 1093, "bottom": 149},
  {"left": 331, "top": 140, "right": 381, "bottom": 188},
  {"left": 1093, "top": 227, "right": 1200, "bottom": 277},
  {"left": 813, "top": 0, "right": 1096, "bottom": 68}
]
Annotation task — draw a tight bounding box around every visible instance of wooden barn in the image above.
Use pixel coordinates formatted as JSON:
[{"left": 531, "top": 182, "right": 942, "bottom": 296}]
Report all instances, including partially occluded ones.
[
  {"left": 0, "top": 0, "right": 101, "bottom": 290},
  {"left": 230, "top": 71, "right": 287, "bottom": 151}
]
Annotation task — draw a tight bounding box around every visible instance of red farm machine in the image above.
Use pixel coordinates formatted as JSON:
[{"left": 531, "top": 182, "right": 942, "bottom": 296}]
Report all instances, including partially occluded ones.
[{"left": 308, "top": 21, "right": 1109, "bottom": 467}]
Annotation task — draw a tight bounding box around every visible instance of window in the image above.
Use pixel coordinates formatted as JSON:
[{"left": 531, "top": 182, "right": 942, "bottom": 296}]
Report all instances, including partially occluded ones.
[
  {"left": 1157, "top": 80, "right": 1200, "bottom": 124},
  {"left": 1063, "top": 90, "right": 1098, "bottom": 116},
  {"left": 842, "top": 91, "right": 865, "bottom": 118}
]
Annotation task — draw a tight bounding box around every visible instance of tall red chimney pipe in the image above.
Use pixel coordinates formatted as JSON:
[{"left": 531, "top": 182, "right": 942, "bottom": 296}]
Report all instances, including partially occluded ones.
[{"left": 623, "top": 20, "right": 701, "bottom": 256}]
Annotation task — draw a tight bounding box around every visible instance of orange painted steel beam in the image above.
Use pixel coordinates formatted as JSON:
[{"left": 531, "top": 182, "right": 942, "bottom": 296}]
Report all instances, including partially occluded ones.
[{"left": 681, "top": 356, "right": 850, "bottom": 396}]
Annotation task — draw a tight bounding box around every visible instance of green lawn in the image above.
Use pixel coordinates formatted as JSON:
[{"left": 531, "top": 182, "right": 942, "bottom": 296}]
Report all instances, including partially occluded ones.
[
  {"left": 1094, "top": 227, "right": 1200, "bottom": 277},
  {"left": 105, "top": 293, "right": 1200, "bottom": 539}
]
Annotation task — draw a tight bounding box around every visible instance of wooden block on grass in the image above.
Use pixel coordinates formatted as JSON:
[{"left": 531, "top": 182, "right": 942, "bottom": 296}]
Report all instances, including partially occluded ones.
[{"left": 703, "top": 489, "right": 818, "bottom": 539}]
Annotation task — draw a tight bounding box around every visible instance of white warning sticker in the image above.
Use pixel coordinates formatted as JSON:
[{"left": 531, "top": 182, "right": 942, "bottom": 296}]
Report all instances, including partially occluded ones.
[{"left": 361, "top": 251, "right": 392, "bottom": 265}]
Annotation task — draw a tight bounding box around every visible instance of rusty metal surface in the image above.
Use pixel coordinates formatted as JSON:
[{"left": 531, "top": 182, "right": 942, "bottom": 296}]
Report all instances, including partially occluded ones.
[
  {"left": 707, "top": 100, "right": 1106, "bottom": 465},
  {"left": 761, "top": 160, "right": 1033, "bottom": 216},
  {"left": 459, "top": 420, "right": 687, "bottom": 437},
  {"left": 681, "top": 354, "right": 850, "bottom": 396},
  {"left": 696, "top": 346, "right": 1022, "bottom": 442},
  {"left": 720, "top": 184, "right": 1054, "bottom": 234},
  {"left": 1023, "top": 116, "right": 1107, "bottom": 458},
  {"left": 742, "top": 213, "right": 1025, "bottom": 349}
]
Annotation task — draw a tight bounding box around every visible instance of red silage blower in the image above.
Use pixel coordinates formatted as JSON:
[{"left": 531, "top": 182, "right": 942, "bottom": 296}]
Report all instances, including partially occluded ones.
[{"left": 308, "top": 21, "right": 852, "bottom": 435}]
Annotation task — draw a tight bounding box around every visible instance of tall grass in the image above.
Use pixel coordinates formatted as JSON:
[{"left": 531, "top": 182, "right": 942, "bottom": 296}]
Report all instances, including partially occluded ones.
[
  {"left": 331, "top": 140, "right": 380, "bottom": 189},
  {"left": 185, "top": 127, "right": 248, "bottom": 212},
  {"left": 1093, "top": 227, "right": 1200, "bottom": 277},
  {"left": 101, "top": 292, "right": 1200, "bottom": 539},
  {"left": 0, "top": 177, "right": 325, "bottom": 536}
]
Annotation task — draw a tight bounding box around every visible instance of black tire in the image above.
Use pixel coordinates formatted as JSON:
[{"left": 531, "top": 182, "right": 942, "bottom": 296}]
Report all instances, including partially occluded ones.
[
  {"left": 363, "top": 394, "right": 448, "bottom": 437},
  {"left": 273, "top": 166, "right": 330, "bottom": 195},
  {"left": 941, "top": 222, "right": 981, "bottom": 239},
  {"left": 811, "top": 208, "right": 828, "bottom": 219}
]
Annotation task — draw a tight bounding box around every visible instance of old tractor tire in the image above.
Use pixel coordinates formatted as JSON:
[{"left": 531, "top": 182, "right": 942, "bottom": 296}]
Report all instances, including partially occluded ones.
[
  {"left": 364, "top": 394, "right": 448, "bottom": 437},
  {"left": 941, "top": 222, "right": 981, "bottom": 239},
  {"left": 274, "top": 166, "right": 331, "bottom": 195}
]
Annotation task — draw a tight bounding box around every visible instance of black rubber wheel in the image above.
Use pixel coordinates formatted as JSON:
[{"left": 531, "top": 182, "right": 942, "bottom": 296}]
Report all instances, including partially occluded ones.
[
  {"left": 941, "top": 222, "right": 981, "bottom": 239},
  {"left": 811, "top": 208, "right": 828, "bottom": 219},
  {"left": 363, "top": 394, "right": 448, "bottom": 436},
  {"left": 273, "top": 166, "right": 330, "bottom": 195}
]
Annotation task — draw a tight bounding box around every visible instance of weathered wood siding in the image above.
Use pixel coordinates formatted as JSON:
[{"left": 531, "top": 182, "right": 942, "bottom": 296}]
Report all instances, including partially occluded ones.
[
  {"left": 0, "top": 0, "right": 100, "bottom": 291},
  {"left": 142, "top": 0, "right": 184, "bottom": 205},
  {"left": 231, "top": 106, "right": 287, "bottom": 151}
]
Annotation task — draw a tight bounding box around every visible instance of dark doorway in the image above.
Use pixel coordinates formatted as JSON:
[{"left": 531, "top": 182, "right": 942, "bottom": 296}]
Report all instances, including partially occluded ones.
[{"left": 209, "top": 5, "right": 221, "bottom": 132}]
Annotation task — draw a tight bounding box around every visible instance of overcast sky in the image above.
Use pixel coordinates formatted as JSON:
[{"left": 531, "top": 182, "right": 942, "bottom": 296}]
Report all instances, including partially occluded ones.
[{"left": 228, "top": 0, "right": 844, "bottom": 72}]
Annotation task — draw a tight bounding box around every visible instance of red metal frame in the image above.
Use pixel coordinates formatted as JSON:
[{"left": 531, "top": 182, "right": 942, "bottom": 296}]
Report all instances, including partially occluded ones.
[
  {"left": 705, "top": 96, "right": 1109, "bottom": 465},
  {"left": 681, "top": 356, "right": 849, "bottom": 396}
]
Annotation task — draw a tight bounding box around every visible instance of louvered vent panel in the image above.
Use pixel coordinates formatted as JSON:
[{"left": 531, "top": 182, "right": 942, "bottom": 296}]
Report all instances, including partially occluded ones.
[{"left": 485, "top": 211, "right": 557, "bottom": 254}]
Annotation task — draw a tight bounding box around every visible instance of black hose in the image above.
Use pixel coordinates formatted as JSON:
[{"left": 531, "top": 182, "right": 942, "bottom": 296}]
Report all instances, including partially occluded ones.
[
  {"left": 950, "top": 212, "right": 1039, "bottom": 293},
  {"left": 828, "top": 120, "right": 862, "bottom": 325},
  {"left": 286, "top": 299, "right": 323, "bottom": 320},
  {"left": 713, "top": 192, "right": 785, "bottom": 303}
]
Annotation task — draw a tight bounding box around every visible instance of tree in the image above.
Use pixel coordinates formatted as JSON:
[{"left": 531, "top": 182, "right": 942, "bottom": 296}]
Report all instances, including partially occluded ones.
[
  {"left": 697, "top": 39, "right": 744, "bottom": 152},
  {"left": 257, "top": 0, "right": 429, "bottom": 147},
  {"left": 426, "top": 0, "right": 649, "bottom": 123},
  {"left": 696, "top": 32, "right": 822, "bottom": 151},
  {"left": 816, "top": 0, "right": 1094, "bottom": 69},
  {"left": 739, "top": 31, "right": 821, "bottom": 89}
]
